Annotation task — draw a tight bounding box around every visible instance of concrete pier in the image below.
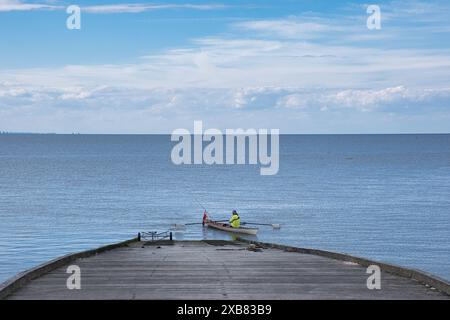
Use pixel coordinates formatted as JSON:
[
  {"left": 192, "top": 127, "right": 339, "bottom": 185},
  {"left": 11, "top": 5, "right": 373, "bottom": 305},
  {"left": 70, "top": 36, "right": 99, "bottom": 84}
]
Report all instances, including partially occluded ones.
[{"left": 1, "top": 240, "right": 449, "bottom": 300}]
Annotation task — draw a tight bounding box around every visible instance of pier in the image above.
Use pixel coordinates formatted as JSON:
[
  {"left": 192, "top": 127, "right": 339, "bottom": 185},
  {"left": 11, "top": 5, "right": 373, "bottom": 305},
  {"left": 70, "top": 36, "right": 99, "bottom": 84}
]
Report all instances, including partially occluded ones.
[{"left": 1, "top": 239, "right": 449, "bottom": 300}]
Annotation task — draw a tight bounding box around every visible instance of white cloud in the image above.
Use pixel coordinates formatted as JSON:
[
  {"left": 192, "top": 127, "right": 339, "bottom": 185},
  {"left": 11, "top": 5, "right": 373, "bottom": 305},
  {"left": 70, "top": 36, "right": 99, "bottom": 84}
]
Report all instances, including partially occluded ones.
[
  {"left": 0, "top": 0, "right": 60, "bottom": 11},
  {"left": 1, "top": 82, "right": 449, "bottom": 114},
  {"left": 4, "top": 34, "right": 450, "bottom": 91},
  {"left": 235, "top": 19, "right": 338, "bottom": 39},
  {"left": 1, "top": 81, "right": 450, "bottom": 133},
  {"left": 378, "top": 0, "right": 450, "bottom": 21},
  {"left": 82, "top": 3, "right": 227, "bottom": 14},
  {"left": 0, "top": 1, "right": 226, "bottom": 13}
]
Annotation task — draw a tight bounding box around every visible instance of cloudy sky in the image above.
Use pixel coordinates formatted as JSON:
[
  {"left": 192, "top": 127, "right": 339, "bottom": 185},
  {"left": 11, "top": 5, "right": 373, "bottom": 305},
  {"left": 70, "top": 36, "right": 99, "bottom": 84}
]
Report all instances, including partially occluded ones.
[{"left": 1, "top": 0, "right": 450, "bottom": 133}]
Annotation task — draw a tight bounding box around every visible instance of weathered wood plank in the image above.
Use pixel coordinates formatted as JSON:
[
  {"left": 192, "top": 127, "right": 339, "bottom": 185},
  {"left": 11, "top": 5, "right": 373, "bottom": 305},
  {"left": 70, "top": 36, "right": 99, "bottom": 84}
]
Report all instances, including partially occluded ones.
[{"left": 4, "top": 241, "right": 449, "bottom": 300}]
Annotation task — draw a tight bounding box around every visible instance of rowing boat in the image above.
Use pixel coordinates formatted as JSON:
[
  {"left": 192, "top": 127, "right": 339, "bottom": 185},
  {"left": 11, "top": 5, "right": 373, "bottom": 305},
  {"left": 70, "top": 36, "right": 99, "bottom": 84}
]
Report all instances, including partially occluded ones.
[{"left": 205, "top": 219, "right": 258, "bottom": 235}]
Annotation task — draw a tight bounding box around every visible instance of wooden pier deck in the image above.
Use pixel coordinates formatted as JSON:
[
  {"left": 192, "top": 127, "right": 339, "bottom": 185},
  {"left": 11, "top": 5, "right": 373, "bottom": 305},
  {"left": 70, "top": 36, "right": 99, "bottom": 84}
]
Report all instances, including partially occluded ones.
[{"left": 2, "top": 240, "right": 449, "bottom": 300}]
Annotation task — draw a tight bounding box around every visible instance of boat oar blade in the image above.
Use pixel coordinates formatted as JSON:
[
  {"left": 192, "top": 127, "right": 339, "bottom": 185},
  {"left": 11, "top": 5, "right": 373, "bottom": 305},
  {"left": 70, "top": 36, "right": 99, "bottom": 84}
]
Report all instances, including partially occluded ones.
[{"left": 242, "top": 222, "right": 281, "bottom": 229}]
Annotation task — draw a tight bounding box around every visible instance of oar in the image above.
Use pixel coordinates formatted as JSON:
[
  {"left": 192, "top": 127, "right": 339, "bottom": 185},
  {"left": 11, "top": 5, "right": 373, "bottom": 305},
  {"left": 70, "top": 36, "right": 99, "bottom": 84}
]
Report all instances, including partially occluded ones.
[
  {"left": 242, "top": 222, "right": 281, "bottom": 229},
  {"left": 171, "top": 223, "right": 199, "bottom": 229},
  {"left": 172, "top": 220, "right": 228, "bottom": 229}
]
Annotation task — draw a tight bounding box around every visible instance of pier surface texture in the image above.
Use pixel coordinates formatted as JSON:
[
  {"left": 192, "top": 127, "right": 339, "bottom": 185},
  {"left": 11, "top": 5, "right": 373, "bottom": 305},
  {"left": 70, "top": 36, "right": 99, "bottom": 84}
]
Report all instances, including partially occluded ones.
[{"left": 2, "top": 240, "right": 449, "bottom": 300}]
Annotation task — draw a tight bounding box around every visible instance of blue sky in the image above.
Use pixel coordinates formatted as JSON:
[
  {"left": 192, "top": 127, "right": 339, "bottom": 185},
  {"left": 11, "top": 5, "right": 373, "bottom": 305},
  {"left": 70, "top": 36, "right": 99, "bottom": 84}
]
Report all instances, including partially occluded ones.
[{"left": 1, "top": 0, "right": 450, "bottom": 133}]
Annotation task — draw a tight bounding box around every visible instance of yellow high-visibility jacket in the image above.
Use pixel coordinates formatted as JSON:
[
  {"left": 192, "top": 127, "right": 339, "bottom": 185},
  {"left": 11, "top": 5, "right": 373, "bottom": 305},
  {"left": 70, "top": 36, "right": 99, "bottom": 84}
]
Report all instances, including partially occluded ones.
[{"left": 230, "top": 213, "right": 240, "bottom": 228}]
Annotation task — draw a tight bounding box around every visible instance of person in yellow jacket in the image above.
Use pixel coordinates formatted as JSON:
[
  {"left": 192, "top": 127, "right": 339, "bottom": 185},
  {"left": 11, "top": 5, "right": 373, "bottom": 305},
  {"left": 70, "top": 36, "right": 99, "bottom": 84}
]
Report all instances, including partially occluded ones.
[{"left": 229, "top": 210, "right": 240, "bottom": 228}]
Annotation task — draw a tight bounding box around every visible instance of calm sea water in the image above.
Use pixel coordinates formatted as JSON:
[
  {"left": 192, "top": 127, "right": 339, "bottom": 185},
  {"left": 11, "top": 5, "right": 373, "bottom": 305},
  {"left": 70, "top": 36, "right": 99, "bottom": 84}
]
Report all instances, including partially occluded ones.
[{"left": 0, "top": 134, "right": 449, "bottom": 283}]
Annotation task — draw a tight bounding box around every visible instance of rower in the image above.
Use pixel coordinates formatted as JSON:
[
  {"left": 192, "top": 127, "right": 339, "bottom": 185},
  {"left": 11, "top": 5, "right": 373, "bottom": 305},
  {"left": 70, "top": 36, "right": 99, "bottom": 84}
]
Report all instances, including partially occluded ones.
[{"left": 229, "top": 210, "right": 240, "bottom": 228}]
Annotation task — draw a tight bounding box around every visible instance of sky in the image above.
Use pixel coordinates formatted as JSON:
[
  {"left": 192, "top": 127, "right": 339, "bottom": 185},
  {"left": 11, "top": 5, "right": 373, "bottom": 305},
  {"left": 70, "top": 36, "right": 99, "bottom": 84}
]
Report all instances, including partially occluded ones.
[{"left": 1, "top": 0, "right": 450, "bottom": 133}]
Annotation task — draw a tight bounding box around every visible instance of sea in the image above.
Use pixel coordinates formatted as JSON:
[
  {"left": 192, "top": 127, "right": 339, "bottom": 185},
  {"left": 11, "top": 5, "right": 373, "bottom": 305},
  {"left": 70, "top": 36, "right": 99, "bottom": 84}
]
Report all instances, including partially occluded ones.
[{"left": 0, "top": 134, "right": 449, "bottom": 283}]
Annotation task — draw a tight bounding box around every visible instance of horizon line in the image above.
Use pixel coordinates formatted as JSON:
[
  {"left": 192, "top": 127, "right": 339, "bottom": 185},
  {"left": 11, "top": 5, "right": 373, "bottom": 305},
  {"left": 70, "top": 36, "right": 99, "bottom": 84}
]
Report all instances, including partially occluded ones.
[{"left": 1, "top": 132, "right": 449, "bottom": 136}]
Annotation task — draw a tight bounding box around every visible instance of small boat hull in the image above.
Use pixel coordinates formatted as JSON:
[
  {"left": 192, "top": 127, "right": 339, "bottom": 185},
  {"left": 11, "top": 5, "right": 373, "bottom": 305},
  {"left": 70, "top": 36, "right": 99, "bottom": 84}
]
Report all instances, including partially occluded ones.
[{"left": 205, "top": 220, "right": 258, "bottom": 235}]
